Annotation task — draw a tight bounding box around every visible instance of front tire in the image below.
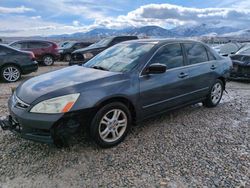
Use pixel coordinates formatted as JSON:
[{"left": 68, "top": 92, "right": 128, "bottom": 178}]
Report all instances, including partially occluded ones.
[
  {"left": 43, "top": 55, "right": 54, "bottom": 66},
  {"left": 90, "top": 102, "right": 131, "bottom": 148},
  {"left": 203, "top": 79, "right": 224, "bottom": 107},
  {"left": 0, "top": 65, "right": 21, "bottom": 82},
  {"left": 64, "top": 54, "right": 71, "bottom": 62}
]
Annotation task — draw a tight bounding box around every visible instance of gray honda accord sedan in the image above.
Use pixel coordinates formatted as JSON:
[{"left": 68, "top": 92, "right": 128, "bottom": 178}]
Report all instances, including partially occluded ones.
[{"left": 0, "top": 39, "right": 232, "bottom": 147}]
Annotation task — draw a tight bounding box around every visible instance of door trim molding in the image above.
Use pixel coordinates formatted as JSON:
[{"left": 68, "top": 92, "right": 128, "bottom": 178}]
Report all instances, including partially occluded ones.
[{"left": 142, "top": 87, "right": 209, "bottom": 109}]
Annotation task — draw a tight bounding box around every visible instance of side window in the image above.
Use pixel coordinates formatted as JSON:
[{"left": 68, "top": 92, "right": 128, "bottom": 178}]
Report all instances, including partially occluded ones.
[
  {"left": 206, "top": 49, "right": 216, "bottom": 61},
  {"left": 11, "top": 42, "right": 22, "bottom": 49},
  {"left": 27, "top": 42, "right": 40, "bottom": 49},
  {"left": 28, "top": 42, "right": 49, "bottom": 49},
  {"left": 150, "top": 44, "right": 184, "bottom": 69},
  {"left": 40, "top": 42, "right": 50, "bottom": 48},
  {"left": 184, "top": 43, "right": 208, "bottom": 65}
]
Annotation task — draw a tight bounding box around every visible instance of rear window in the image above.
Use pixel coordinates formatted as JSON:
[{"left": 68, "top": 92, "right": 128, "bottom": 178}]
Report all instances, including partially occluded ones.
[{"left": 184, "top": 43, "right": 208, "bottom": 65}]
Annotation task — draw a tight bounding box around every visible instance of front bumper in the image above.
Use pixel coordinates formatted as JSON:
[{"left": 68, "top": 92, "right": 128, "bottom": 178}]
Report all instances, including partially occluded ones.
[
  {"left": 21, "top": 61, "right": 38, "bottom": 74},
  {"left": 0, "top": 115, "right": 54, "bottom": 143},
  {"left": 0, "top": 96, "right": 64, "bottom": 144}
]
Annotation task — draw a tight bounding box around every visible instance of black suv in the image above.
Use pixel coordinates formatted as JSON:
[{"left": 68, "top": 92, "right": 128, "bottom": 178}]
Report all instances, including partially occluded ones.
[
  {"left": 58, "top": 41, "right": 93, "bottom": 62},
  {"left": 69, "top": 36, "right": 138, "bottom": 65},
  {"left": 0, "top": 44, "right": 38, "bottom": 82}
]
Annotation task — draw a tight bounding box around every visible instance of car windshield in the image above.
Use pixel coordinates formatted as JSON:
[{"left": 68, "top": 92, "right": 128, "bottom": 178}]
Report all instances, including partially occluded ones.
[
  {"left": 236, "top": 45, "right": 250, "bottom": 55},
  {"left": 89, "top": 38, "right": 113, "bottom": 48},
  {"left": 62, "top": 42, "right": 76, "bottom": 48},
  {"left": 83, "top": 42, "right": 155, "bottom": 72}
]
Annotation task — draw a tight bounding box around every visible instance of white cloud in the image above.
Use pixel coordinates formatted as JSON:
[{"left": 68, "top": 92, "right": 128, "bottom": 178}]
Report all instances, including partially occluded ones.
[
  {"left": 95, "top": 3, "right": 250, "bottom": 29},
  {"left": 72, "top": 20, "right": 80, "bottom": 27},
  {"left": 0, "top": 5, "right": 34, "bottom": 14},
  {"left": 1, "top": 2, "right": 250, "bottom": 37},
  {"left": 0, "top": 15, "right": 90, "bottom": 37}
]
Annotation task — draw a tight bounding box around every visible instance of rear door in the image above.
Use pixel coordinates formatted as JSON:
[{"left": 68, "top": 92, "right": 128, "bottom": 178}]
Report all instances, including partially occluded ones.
[
  {"left": 181, "top": 42, "right": 218, "bottom": 100},
  {"left": 0, "top": 46, "right": 8, "bottom": 65},
  {"left": 27, "top": 42, "right": 45, "bottom": 59},
  {"left": 139, "top": 43, "right": 191, "bottom": 116}
]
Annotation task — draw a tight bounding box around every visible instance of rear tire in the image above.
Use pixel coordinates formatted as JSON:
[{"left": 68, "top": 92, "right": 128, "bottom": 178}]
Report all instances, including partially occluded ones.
[
  {"left": 0, "top": 65, "right": 21, "bottom": 83},
  {"left": 203, "top": 79, "right": 224, "bottom": 108},
  {"left": 43, "top": 55, "right": 54, "bottom": 66},
  {"left": 90, "top": 102, "right": 131, "bottom": 148}
]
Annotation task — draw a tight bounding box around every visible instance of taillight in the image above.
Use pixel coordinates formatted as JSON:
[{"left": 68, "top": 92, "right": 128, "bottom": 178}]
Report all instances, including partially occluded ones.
[
  {"left": 52, "top": 43, "right": 58, "bottom": 50},
  {"left": 29, "top": 52, "right": 35, "bottom": 60}
]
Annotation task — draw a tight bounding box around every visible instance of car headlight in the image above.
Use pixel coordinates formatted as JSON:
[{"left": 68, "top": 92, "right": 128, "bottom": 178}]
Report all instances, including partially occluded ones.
[
  {"left": 58, "top": 50, "right": 64, "bottom": 53},
  {"left": 83, "top": 52, "right": 93, "bottom": 59},
  {"left": 30, "top": 93, "right": 80, "bottom": 114}
]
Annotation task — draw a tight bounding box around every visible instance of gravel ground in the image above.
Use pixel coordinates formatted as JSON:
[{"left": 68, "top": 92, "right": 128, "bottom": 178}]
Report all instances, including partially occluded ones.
[{"left": 0, "top": 63, "right": 249, "bottom": 188}]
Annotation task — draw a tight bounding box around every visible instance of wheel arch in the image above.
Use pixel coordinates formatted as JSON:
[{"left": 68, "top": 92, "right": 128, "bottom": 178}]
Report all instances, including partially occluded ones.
[
  {"left": 0, "top": 62, "right": 22, "bottom": 73},
  {"left": 95, "top": 96, "right": 137, "bottom": 123},
  {"left": 217, "top": 76, "right": 226, "bottom": 90},
  {"left": 42, "top": 53, "right": 55, "bottom": 60}
]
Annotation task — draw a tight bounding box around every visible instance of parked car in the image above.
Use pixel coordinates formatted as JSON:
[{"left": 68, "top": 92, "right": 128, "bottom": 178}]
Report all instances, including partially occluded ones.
[
  {"left": 9, "top": 40, "right": 60, "bottom": 66},
  {"left": 58, "top": 41, "right": 93, "bottom": 62},
  {"left": 230, "top": 45, "right": 250, "bottom": 80},
  {"left": 0, "top": 39, "right": 232, "bottom": 147},
  {"left": 69, "top": 36, "right": 138, "bottom": 65},
  {"left": 216, "top": 42, "right": 243, "bottom": 56},
  {"left": 0, "top": 44, "right": 38, "bottom": 82},
  {"left": 58, "top": 41, "right": 70, "bottom": 48}
]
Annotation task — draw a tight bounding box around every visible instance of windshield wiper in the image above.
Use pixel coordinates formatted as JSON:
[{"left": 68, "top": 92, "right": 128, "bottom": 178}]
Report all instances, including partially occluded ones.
[{"left": 92, "top": 65, "right": 109, "bottom": 71}]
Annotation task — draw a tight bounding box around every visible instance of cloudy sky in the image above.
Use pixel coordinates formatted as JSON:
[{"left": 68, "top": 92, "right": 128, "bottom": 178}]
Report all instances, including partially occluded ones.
[{"left": 0, "top": 0, "right": 250, "bottom": 36}]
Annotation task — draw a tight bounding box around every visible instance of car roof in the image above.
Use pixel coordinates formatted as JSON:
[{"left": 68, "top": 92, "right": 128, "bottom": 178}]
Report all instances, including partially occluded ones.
[
  {"left": 10, "top": 40, "right": 54, "bottom": 44},
  {"left": 122, "top": 38, "right": 204, "bottom": 45}
]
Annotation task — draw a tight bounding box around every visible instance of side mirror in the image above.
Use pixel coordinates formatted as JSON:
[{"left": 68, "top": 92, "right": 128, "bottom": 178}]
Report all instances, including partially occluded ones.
[{"left": 145, "top": 63, "right": 166, "bottom": 74}]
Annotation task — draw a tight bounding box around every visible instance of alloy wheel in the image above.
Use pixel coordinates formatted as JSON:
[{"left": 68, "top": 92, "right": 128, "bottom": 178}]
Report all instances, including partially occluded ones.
[
  {"left": 43, "top": 56, "right": 54, "bottom": 66},
  {"left": 98, "top": 109, "right": 128, "bottom": 143},
  {"left": 211, "top": 83, "right": 222, "bottom": 104},
  {"left": 2, "top": 66, "right": 20, "bottom": 82}
]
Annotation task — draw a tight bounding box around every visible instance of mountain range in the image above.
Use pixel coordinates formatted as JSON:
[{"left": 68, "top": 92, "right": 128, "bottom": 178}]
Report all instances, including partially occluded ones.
[{"left": 49, "top": 24, "right": 243, "bottom": 39}]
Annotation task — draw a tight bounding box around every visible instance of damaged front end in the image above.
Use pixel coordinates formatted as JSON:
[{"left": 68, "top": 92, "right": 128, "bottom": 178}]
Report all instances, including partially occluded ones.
[{"left": 0, "top": 111, "right": 90, "bottom": 147}]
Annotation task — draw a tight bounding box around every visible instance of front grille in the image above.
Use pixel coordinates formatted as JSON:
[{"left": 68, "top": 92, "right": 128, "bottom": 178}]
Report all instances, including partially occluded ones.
[
  {"left": 72, "top": 53, "right": 84, "bottom": 61},
  {"left": 238, "top": 66, "right": 250, "bottom": 74}
]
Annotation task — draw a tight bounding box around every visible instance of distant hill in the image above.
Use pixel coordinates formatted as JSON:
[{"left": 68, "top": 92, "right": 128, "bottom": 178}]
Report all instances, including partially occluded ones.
[
  {"left": 222, "top": 29, "right": 250, "bottom": 38},
  {"left": 47, "top": 24, "right": 242, "bottom": 40}
]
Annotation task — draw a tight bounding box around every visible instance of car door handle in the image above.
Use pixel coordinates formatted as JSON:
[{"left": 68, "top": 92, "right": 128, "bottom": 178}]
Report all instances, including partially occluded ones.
[
  {"left": 178, "top": 72, "right": 188, "bottom": 78},
  {"left": 211, "top": 65, "right": 217, "bottom": 70}
]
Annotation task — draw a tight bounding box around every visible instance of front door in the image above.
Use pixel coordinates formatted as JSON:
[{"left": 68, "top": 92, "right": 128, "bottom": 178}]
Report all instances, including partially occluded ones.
[{"left": 139, "top": 43, "right": 191, "bottom": 117}]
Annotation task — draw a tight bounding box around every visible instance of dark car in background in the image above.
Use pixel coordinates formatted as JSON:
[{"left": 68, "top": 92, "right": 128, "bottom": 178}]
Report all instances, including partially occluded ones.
[
  {"left": 9, "top": 40, "right": 60, "bottom": 66},
  {"left": 69, "top": 36, "right": 138, "bottom": 65},
  {"left": 230, "top": 45, "right": 250, "bottom": 80},
  {"left": 58, "top": 41, "right": 93, "bottom": 61},
  {"left": 0, "top": 39, "right": 232, "bottom": 147},
  {"left": 0, "top": 44, "right": 38, "bottom": 82}
]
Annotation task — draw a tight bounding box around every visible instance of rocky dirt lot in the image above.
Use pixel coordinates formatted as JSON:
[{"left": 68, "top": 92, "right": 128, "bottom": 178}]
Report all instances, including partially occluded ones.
[{"left": 0, "top": 63, "right": 249, "bottom": 188}]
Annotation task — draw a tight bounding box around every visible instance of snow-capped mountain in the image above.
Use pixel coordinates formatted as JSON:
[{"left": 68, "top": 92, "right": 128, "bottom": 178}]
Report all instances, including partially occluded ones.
[
  {"left": 171, "top": 23, "right": 239, "bottom": 37},
  {"left": 222, "top": 29, "right": 250, "bottom": 38},
  {"left": 48, "top": 24, "right": 242, "bottom": 39}
]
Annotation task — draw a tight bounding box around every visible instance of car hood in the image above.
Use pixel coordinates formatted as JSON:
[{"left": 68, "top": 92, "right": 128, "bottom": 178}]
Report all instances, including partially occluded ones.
[
  {"left": 73, "top": 45, "right": 106, "bottom": 54},
  {"left": 16, "top": 66, "right": 123, "bottom": 104}
]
